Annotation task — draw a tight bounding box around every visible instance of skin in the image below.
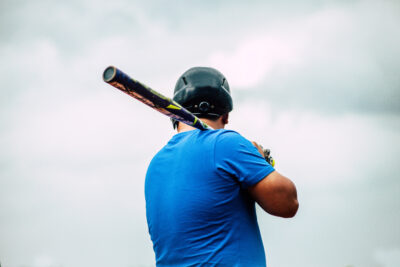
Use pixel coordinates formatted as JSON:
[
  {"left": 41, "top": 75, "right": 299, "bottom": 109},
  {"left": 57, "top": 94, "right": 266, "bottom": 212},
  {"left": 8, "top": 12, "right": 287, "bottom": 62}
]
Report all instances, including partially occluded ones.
[{"left": 177, "top": 114, "right": 299, "bottom": 218}]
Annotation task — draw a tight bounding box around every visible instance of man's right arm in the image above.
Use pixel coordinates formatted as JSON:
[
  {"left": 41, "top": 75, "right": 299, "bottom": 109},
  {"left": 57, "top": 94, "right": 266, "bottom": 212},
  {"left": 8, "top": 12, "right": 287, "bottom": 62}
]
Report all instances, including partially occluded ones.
[
  {"left": 248, "top": 142, "right": 299, "bottom": 218},
  {"left": 214, "top": 132, "right": 299, "bottom": 218},
  {"left": 248, "top": 171, "right": 299, "bottom": 218}
]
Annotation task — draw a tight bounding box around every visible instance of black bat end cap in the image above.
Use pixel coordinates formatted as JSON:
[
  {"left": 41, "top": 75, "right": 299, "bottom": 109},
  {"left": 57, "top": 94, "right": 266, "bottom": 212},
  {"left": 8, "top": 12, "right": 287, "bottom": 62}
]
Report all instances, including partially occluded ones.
[{"left": 103, "top": 66, "right": 116, "bottom": 82}]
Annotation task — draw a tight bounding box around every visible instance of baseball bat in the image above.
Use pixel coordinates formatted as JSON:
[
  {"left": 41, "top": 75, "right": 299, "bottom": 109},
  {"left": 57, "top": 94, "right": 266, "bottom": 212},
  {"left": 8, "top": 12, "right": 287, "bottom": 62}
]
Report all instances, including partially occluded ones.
[
  {"left": 102, "top": 66, "right": 275, "bottom": 166},
  {"left": 103, "top": 66, "right": 210, "bottom": 131}
]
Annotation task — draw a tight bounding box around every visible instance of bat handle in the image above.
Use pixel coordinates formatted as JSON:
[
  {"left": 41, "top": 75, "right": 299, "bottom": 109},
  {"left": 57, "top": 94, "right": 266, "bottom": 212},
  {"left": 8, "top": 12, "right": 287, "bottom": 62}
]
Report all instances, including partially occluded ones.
[{"left": 263, "top": 148, "right": 275, "bottom": 167}]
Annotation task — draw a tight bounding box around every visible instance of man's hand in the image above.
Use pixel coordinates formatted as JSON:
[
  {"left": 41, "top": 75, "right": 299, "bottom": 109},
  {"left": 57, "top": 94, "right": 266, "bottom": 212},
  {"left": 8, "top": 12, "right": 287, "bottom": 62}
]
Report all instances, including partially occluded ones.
[{"left": 252, "top": 141, "right": 275, "bottom": 167}]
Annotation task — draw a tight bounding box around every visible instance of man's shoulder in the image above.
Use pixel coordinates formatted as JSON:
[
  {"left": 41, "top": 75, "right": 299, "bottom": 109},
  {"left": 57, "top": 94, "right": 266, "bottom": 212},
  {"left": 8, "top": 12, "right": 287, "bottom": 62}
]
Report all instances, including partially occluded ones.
[
  {"left": 152, "top": 129, "right": 248, "bottom": 160},
  {"left": 210, "top": 129, "right": 248, "bottom": 144},
  {"left": 204, "top": 128, "right": 243, "bottom": 139},
  {"left": 207, "top": 129, "right": 255, "bottom": 158}
]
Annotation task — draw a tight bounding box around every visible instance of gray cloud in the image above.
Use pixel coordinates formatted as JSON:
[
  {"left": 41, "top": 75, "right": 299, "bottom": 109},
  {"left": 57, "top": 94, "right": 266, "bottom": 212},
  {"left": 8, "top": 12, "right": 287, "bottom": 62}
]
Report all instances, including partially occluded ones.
[
  {"left": 203, "top": 1, "right": 400, "bottom": 114},
  {"left": 3, "top": 0, "right": 398, "bottom": 115}
]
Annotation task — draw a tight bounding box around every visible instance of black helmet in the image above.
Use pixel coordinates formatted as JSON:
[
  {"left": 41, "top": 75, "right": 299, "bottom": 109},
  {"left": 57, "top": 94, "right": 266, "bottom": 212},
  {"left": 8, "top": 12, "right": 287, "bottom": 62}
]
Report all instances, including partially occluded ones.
[{"left": 173, "top": 67, "right": 233, "bottom": 122}]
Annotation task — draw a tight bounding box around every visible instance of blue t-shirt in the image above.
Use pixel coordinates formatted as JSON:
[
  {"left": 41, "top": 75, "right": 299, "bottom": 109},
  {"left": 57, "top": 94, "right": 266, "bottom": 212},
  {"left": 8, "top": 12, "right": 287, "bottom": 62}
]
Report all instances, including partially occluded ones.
[{"left": 145, "top": 129, "right": 275, "bottom": 266}]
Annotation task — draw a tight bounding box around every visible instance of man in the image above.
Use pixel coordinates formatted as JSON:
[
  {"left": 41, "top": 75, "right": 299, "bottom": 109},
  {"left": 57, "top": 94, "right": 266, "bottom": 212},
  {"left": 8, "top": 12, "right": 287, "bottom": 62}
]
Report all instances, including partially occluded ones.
[{"left": 145, "top": 67, "right": 298, "bottom": 266}]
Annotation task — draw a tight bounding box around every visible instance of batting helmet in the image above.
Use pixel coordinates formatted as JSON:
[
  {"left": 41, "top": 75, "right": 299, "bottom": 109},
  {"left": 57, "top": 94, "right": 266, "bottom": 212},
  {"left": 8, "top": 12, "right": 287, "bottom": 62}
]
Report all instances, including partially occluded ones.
[{"left": 172, "top": 67, "right": 233, "bottom": 129}]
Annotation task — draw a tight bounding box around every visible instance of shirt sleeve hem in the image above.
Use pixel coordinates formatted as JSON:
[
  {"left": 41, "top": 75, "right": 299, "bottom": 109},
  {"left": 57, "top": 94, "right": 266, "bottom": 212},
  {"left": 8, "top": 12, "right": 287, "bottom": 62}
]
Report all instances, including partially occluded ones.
[{"left": 242, "top": 166, "right": 275, "bottom": 189}]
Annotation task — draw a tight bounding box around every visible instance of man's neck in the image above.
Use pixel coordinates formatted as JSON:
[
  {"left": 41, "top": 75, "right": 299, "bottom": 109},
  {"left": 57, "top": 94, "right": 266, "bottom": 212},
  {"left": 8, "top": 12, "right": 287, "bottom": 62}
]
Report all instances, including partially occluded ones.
[{"left": 177, "top": 118, "right": 224, "bottom": 133}]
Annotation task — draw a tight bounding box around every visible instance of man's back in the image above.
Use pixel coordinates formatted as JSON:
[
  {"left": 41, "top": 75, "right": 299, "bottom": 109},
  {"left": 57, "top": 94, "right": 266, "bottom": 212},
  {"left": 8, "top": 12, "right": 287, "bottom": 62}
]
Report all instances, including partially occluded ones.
[{"left": 145, "top": 129, "right": 275, "bottom": 266}]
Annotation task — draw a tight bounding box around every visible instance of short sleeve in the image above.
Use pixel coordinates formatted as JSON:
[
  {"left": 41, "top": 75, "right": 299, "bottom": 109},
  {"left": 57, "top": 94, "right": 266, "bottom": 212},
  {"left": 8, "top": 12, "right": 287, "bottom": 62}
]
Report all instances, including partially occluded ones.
[{"left": 214, "top": 130, "right": 275, "bottom": 188}]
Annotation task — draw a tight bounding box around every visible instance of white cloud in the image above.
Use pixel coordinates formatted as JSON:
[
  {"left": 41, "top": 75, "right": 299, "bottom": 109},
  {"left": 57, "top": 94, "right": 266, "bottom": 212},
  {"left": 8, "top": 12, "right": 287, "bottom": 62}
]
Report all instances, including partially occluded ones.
[
  {"left": 205, "top": 7, "right": 352, "bottom": 89},
  {"left": 208, "top": 33, "right": 304, "bottom": 88},
  {"left": 33, "top": 255, "right": 56, "bottom": 267},
  {"left": 374, "top": 248, "right": 400, "bottom": 267}
]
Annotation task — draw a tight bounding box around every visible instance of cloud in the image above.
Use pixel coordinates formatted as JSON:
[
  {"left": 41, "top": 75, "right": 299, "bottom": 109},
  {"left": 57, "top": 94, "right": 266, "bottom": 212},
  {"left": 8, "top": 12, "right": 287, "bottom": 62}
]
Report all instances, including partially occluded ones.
[
  {"left": 1, "top": 1, "right": 399, "bottom": 267},
  {"left": 205, "top": 2, "right": 400, "bottom": 114},
  {"left": 208, "top": 34, "right": 303, "bottom": 88},
  {"left": 229, "top": 100, "right": 400, "bottom": 186},
  {"left": 374, "top": 248, "right": 400, "bottom": 267}
]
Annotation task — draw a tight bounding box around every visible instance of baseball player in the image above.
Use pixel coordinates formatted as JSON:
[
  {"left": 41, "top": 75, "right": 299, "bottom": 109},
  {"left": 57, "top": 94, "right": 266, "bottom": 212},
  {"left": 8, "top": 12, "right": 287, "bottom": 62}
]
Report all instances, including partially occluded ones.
[{"left": 145, "top": 67, "right": 298, "bottom": 266}]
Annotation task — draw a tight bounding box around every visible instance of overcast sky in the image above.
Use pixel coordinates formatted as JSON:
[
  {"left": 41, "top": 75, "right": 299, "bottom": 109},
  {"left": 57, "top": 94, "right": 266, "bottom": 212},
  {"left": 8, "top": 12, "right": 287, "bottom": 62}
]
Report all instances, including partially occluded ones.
[{"left": 1, "top": 0, "right": 399, "bottom": 267}]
